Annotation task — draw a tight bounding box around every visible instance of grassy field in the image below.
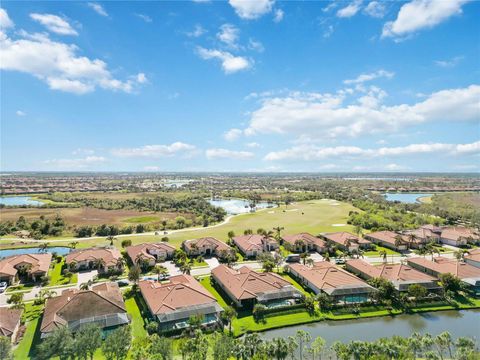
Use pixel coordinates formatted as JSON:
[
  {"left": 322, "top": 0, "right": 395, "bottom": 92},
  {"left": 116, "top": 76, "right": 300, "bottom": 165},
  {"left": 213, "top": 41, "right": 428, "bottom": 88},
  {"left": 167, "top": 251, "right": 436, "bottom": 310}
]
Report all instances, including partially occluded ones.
[
  {"left": 25, "top": 199, "right": 358, "bottom": 249},
  {"left": 48, "top": 260, "right": 78, "bottom": 286}
]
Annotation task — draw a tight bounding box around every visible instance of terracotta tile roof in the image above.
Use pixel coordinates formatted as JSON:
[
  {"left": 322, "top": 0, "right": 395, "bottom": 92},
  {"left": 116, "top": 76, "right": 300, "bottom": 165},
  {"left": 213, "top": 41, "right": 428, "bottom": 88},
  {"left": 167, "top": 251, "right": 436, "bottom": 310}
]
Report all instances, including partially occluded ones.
[
  {"left": 183, "top": 237, "right": 232, "bottom": 253},
  {"left": 407, "top": 257, "right": 480, "bottom": 280},
  {"left": 139, "top": 275, "right": 217, "bottom": 315},
  {"left": 365, "top": 231, "right": 409, "bottom": 246},
  {"left": 288, "top": 261, "right": 374, "bottom": 295},
  {"left": 466, "top": 248, "right": 480, "bottom": 263},
  {"left": 0, "top": 308, "right": 22, "bottom": 337},
  {"left": 322, "top": 232, "right": 370, "bottom": 246},
  {"left": 346, "top": 259, "right": 437, "bottom": 283},
  {"left": 441, "top": 227, "right": 479, "bottom": 242},
  {"left": 233, "top": 234, "right": 276, "bottom": 252},
  {"left": 40, "top": 282, "right": 126, "bottom": 334},
  {"left": 283, "top": 233, "right": 326, "bottom": 248},
  {"left": 212, "top": 265, "right": 295, "bottom": 301},
  {"left": 65, "top": 247, "right": 122, "bottom": 267},
  {"left": 0, "top": 253, "right": 52, "bottom": 277},
  {"left": 126, "top": 242, "right": 176, "bottom": 263}
]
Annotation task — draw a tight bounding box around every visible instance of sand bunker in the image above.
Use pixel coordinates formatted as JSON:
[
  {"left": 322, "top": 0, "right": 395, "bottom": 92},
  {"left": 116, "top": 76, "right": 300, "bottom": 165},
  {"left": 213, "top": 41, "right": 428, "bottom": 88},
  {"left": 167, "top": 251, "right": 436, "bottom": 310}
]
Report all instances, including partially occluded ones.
[{"left": 332, "top": 223, "right": 346, "bottom": 227}]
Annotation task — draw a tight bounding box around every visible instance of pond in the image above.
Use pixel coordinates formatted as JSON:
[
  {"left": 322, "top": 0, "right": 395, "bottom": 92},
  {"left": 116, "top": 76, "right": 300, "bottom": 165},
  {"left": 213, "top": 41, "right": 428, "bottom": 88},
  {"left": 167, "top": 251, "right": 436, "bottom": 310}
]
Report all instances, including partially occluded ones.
[
  {"left": 262, "top": 309, "right": 480, "bottom": 345},
  {"left": 383, "top": 193, "right": 433, "bottom": 203},
  {"left": 0, "top": 196, "right": 44, "bottom": 206},
  {"left": 209, "top": 198, "right": 274, "bottom": 215},
  {"left": 0, "top": 246, "right": 72, "bottom": 258}
]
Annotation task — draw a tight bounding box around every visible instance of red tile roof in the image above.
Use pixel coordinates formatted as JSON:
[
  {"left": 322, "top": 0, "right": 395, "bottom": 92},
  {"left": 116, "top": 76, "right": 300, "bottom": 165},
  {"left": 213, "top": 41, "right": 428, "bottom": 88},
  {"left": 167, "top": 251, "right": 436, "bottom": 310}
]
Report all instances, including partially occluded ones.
[
  {"left": 0, "top": 308, "right": 22, "bottom": 338},
  {"left": 0, "top": 253, "right": 52, "bottom": 277}
]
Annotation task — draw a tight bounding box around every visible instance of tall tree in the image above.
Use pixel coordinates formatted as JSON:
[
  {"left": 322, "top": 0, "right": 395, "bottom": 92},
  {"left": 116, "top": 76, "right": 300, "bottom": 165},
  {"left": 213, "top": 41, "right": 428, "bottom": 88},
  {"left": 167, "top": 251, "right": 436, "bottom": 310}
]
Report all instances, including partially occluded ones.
[
  {"left": 36, "top": 326, "right": 74, "bottom": 360},
  {"left": 149, "top": 334, "right": 173, "bottom": 360},
  {"left": 295, "top": 330, "right": 311, "bottom": 360},
  {"left": 0, "top": 336, "right": 13, "bottom": 360},
  {"left": 102, "top": 325, "right": 131, "bottom": 360},
  {"left": 221, "top": 305, "right": 237, "bottom": 335},
  {"left": 75, "top": 324, "right": 102, "bottom": 360}
]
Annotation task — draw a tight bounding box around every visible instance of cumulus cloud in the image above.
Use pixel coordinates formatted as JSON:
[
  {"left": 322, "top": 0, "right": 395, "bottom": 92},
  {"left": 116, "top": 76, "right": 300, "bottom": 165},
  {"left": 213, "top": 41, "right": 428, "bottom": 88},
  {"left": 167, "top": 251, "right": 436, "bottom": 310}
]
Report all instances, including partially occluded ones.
[
  {"left": 0, "top": 14, "right": 146, "bottom": 94},
  {"left": 337, "top": 0, "right": 362, "bottom": 18},
  {"left": 16, "top": 110, "right": 26, "bottom": 117},
  {"left": 224, "top": 128, "right": 243, "bottom": 141},
  {"left": 273, "top": 9, "right": 284, "bottom": 22},
  {"left": 111, "top": 142, "right": 196, "bottom": 158},
  {"left": 217, "top": 24, "right": 239, "bottom": 48},
  {"left": 72, "top": 148, "right": 95, "bottom": 155},
  {"left": 0, "top": 8, "right": 14, "bottom": 29},
  {"left": 344, "top": 69, "right": 394, "bottom": 84},
  {"left": 88, "top": 3, "right": 108, "bottom": 17},
  {"left": 186, "top": 24, "right": 206, "bottom": 38},
  {"left": 206, "top": 148, "right": 254, "bottom": 160},
  {"left": 229, "top": 0, "right": 274, "bottom": 19},
  {"left": 197, "top": 47, "right": 251, "bottom": 74},
  {"left": 264, "top": 141, "right": 480, "bottom": 161},
  {"left": 364, "top": 1, "right": 387, "bottom": 18},
  {"left": 44, "top": 156, "right": 106, "bottom": 169},
  {"left": 246, "top": 142, "right": 261, "bottom": 148},
  {"left": 382, "top": 0, "right": 470, "bottom": 39},
  {"left": 30, "top": 13, "right": 78, "bottom": 36},
  {"left": 244, "top": 84, "right": 479, "bottom": 139}
]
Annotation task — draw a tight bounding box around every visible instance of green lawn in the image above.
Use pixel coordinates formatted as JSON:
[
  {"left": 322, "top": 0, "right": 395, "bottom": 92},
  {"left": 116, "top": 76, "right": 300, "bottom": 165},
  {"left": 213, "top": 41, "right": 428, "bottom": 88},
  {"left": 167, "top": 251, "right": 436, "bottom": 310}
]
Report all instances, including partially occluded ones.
[
  {"left": 6, "top": 283, "right": 36, "bottom": 294},
  {"left": 277, "top": 273, "right": 311, "bottom": 296},
  {"left": 14, "top": 303, "right": 44, "bottom": 360},
  {"left": 124, "top": 296, "right": 148, "bottom": 339},
  {"left": 364, "top": 245, "right": 400, "bottom": 257},
  {"left": 199, "top": 277, "right": 230, "bottom": 309},
  {"left": 48, "top": 260, "right": 78, "bottom": 286}
]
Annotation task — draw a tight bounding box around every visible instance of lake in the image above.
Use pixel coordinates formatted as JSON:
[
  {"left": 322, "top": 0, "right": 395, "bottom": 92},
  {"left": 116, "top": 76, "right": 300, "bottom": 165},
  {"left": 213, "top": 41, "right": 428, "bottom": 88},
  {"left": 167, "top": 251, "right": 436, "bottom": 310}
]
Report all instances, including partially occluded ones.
[
  {"left": 0, "top": 246, "right": 71, "bottom": 258},
  {"left": 384, "top": 193, "right": 433, "bottom": 203},
  {"left": 209, "top": 198, "right": 274, "bottom": 215},
  {"left": 262, "top": 309, "right": 480, "bottom": 345},
  {"left": 0, "top": 196, "right": 44, "bottom": 206}
]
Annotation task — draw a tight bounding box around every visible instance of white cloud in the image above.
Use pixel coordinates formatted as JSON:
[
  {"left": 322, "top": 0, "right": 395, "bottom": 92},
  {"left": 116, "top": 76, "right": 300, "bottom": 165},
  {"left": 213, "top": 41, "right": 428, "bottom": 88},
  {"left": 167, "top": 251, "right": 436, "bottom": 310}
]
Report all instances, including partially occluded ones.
[
  {"left": 364, "top": 1, "right": 387, "bottom": 18},
  {"left": 344, "top": 69, "right": 394, "bottom": 84},
  {"left": 385, "top": 163, "right": 408, "bottom": 171},
  {"left": 0, "top": 8, "right": 15, "bottom": 29},
  {"left": 0, "top": 25, "right": 145, "bottom": 94},
  {"left": 16, "top": 110, "right": 26, "bottom": 117},
  {"left": 273, "top": 9, "right": 284, "bottom": 22},
  {"left": 229, "top": 0, "right": 274, "bottom": 19},
  {"left": 72, "top": 148, "right": 95, "bottom": 155},
  {"left": 44, "top": 156, "right": 106, "bottom": 169},
  {"left": 248, "top": 39, "right": 264, "bottom": 52},
  {"left": 246, "top": 142, "right": 261, "bottom": 148},
  {"left": 111, "top": 142, "right": 196, "bottom": 158},
  {"left": 88, "top": 3, "right": 108, "bottom": 17},
  {"left": 206, "top": 148, "right": 254, "bottom": 160},
  {"left": 435, "top": 56, "right": 464, "bottom": 68},
  {"left": 382, "top": 0, "right": 470, "bottom": 39},
  {"left": 264, "top": 141, "right": 480, "bottom": 161},
  {"left": 217, "top": 24, "right": 239, "bottom": 47},
  {"left": 224, "top": 128, "right": 243, "bottom": 141},
  {"left": 30, "top": 13, "right": 78, "bottom": 36},
  {"left": 337, "top": 0, "right": 362, "bottom": 18},
  {"left": 186, "top": 24, "right": 206, "bottom": 38},
  {"left": 135, "top": 13, "right": 152, "bottom": 23},
  {"left": 136, "top": 73, "right": 147, "bottom": 84},
  {"left": 244, "top": 85, "right": 480, "bottom": 139},
  {"left": 197, "top": 47, "right": 251, "bottom": 74}
]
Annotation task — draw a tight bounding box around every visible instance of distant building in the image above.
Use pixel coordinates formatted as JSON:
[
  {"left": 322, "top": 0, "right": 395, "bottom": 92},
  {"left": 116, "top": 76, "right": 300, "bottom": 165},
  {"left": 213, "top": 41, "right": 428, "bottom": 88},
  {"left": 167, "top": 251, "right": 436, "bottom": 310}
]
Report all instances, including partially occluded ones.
[
  {"left": 126, "top": 242, "right": 176, "bottom": 266},
  {"left": 403, "top": 225, "right": 478, "bottom": 247},
  {"left": 319, "top": 232, "right": 371, "bottom": 252},
  {"left": 345, "top": 259, "right": 440, "bottom": 292},
  {"left": 282, "top": 233, "right": 326, "bottom": 253},
  {"left": 0, "top": 253, "right": 52, "bottom": 284},
  {"left": 139, "top": 275, "right": 223, "bottom": 332},
  {"left": 287, "top": 261, "right": 375, "bottom": 303},
  {"left": 182, "top": 237, "right": 235, "bottom": 259},
  {"left": 211, "top": 264, "right": 303, "bottom": 308},
  {"left": 65, "top": 247, "right": 123, "bottom": 273},
  {"left": 40, "top": 282, "right": 129, "bottom": 338},
  {"left": 233, "top": 234, "right": 279, "bottom": 258},
  {"left": 364, "top": 231, "right": 409, "bottom": 251},
  {"left": 407, "top": 257, "right": 480, "bottom": 294},
  {"left": 0, "top": 308, "right": 22, "bottom": 342}
]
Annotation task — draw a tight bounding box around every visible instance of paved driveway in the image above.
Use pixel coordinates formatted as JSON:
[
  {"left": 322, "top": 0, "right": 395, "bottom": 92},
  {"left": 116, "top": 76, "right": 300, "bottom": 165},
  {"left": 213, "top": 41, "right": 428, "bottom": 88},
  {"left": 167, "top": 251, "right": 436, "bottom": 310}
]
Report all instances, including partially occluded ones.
[
  {"left": 205, "top": 257, "right": 220, "bottom": 270},
  {"left": 77, "top": 270, "right": 98, "bottom": 286}
]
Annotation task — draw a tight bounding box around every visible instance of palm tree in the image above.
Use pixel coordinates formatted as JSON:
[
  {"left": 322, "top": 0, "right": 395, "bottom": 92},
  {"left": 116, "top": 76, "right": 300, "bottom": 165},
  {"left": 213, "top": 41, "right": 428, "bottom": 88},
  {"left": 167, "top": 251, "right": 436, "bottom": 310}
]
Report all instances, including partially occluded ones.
[
  {"left": 435, "top": 331, "right": 453, "bottom": 359},
  {"left": 180, "top": 262, "right": 192, "bottom": 275},
  {"left": 394, "top": 235, "right": 405, "bottom": 251},
  {"left": 379, "top": 250, "right": 387, "bottom": 263},
  {"left": 69, "top": 241, "right": 79, "bottom": 249},
  {"left": 116, "top": 257, "right": 126, "bottom": 270},
  {"left": 273, "top": 226, "right": 284, "bottom": 242},
  {"left": 295, "top": 330, "right": 311, "bottom": 360},
  {"left": 227, "top": 231, "right": 235, "bottom": 245},
  {"left": 38, "top": 242, "right": 49, "bottom": 252},
  {"left": 272, "top": 337, "right": 289, "bottom": 360},
  {"left": 152, "top": 264, "right": 168, "bottom": 281},
  {"left": 454, "top": 250, "right": 465, "bottom": 262},
  {"left": 94, "top": 258, "right": 106, "bottom": 271},
  {"left": 354, "top": 225, "right": 363, "bottom": 238},
  {"left": 106, "top": 235, "right": 117, "bottom": 246},
  {"left": 80, "top": 280, "right": 92, "bottom": 290},
  {"left": 407, "top": 233, "right": 418, "bottom": 249},
  {"left": 221, "top": 306, "right": 237, "bottom": 335}
]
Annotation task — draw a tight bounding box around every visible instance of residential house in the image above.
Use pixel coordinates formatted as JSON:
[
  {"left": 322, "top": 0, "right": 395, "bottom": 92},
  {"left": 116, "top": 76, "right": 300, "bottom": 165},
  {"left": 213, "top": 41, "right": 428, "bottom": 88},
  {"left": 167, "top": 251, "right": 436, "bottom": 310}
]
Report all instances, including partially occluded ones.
[
  {"left": 319, "top": 232, "right": 371, "bottom": 252},
  {"left": 139, "top": 275, "right": 223, "bottom": 332},
  {"left": 211, "top": 264, "right": 304, "bottom": 308},
  {"left": 0, "top": 308, "right": 22, "bottom": 342},
  {"left": 65, "top": 247, "right": 123, "bottom": 273},
  {"left": 364, "top": 231, "right": 409, "bottom": 251},
  {"left": 345, "top": 259, "right": 440, "bottom": 292},
  {"left": 0, "top": 253, "right": 52, "bottom": 284},
  {"left": 233, "top": 234, "right": 279, "bottom": 258},
  {"left": 403, "top": 225, "right": 441, "bottom": 247},
  {"left": 440, "top": 227, "right": 479, "bottom": 247},
  {"left": 126, "top": 242, "right": 176, "bottom": 267},
  {"left": 182, "top": 237, "right": 235, "bottom": 259},
  {"left": 40, "top": 282, "right": 130, "bottom": 338},
  {"left": 407, "top": 257, "right": 480, "bottom": 294},
  {"left": 287, "top": 261, "right": 375, "bottom": 303},
  {"left": 282, "top": 233, "right": 326, "bottom": 253},
  {"left": 465, "top": 249, "right": 480, "bottom": 268}
]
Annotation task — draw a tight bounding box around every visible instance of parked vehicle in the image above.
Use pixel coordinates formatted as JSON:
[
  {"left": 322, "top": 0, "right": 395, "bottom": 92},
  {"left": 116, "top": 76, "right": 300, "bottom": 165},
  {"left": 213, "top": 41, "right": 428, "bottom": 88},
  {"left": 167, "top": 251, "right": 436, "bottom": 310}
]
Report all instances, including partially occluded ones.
[
  {"left": 116, "top": 280, "right": 129, "bottom": 287},
  {"left": 285, "top": 254, "right": 301, "bottom": 263},
  {"left": 0, "top": 282, "right": 7, "bottom": 293},
  {"left": 335, "top": 258, "right": 346, "bottom": 265}
]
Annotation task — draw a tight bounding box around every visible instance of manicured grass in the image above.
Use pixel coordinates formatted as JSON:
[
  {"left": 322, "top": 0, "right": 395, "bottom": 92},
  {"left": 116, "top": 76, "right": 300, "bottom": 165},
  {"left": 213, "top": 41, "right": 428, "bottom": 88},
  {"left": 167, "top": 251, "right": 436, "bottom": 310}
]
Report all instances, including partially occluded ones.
[
  {"left": 364, "top": 245, "right": 400, "bottom": 257},
  {"left": 48, "top": 260, "right": 78, "bottom": 286},
  {"left": 199, "top": 277, "right": 230, "bottom": 309},
  {"left": 14, "top": 303, "right": 44, "bottom": 360},
  {"left": 277, "top": 273, "right": 311, "bottom": 296},
  {"left": 124, "top": 296, "right": 148, "bottom": 339},
  {"left": 190, "top": 258, "right": 208, "bottom": 267},
  {"left": 6, "top": 283, "right": 36, "bottom": 294}
]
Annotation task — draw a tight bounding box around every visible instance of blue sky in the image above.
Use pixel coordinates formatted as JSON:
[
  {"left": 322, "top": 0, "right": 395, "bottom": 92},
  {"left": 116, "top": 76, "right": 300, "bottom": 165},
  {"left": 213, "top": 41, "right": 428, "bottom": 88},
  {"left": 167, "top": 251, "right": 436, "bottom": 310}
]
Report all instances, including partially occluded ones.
[{"left": 1, "top": 0, "right": 479, "bottom": 172}]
